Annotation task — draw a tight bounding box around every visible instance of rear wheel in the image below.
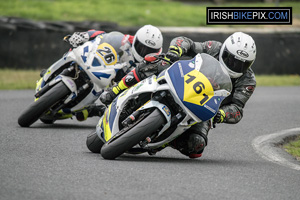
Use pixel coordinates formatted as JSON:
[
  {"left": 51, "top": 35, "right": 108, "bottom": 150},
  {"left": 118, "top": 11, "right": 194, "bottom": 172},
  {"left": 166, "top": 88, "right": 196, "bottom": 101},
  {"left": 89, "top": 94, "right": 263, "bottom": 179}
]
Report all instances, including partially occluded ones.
[
  {"left": 40, "top": 118, "right": 55, "bottom": 124},
  {"left": 100, "top": 109, "right": 166, "bottom": 160},
  {"left": 86, "top": 131, "right": 104, "bottom": 153},
  {"left": 18, "top": 82, "right": 70, "bottom": 127}
]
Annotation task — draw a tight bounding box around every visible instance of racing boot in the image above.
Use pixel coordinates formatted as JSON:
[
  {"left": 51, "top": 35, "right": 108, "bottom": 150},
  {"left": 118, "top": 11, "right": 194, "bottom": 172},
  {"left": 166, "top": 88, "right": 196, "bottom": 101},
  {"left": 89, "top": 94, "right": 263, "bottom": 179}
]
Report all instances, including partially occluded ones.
[
  {"left": 75, "top": 104, "right": 106, "bottom": 121},
  {"left": 40, "top": 69, "right": 47, "bottom": 77},
  {"left": 100, "top": 68, "right": 142, "bottom": 105},
  {"left": 170, "top": 133, "right": 206, "bottom": 158},
  {"left": 87, "top": 104, "right": 106, "bottom": 117},
  {"left": 100, "top": 88, "right": 119, "bottom": 105},
  {"left": 169, "top": 121, "right": 209, "bottom": 158}
]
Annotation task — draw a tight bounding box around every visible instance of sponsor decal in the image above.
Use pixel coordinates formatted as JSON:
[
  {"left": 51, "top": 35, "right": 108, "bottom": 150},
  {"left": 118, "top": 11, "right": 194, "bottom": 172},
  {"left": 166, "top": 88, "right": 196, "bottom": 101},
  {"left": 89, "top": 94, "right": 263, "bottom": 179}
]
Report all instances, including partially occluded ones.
[
  {"left": 67, "top": 79, "right": 75, "bottom": 88},
  {"left": 188, "top": 62, "right": 195, "bottom": 69},
  {"left": 162, "top": 105, "right": 171, "bottom": 116},
  {"left": 178, "top": 63, "right": 184, "bottom": 77},
  {"left": 204, "top": 104, "right": 216, "bottom": 114},
  {"left": 176, "top": 39, "right": 184, "bottom": 46},
  {"left": 133, "top": 82, "right": 144, "bottom": 92},
  {"left": 207, "top": 41, "right": 213, "bottom": 49}
]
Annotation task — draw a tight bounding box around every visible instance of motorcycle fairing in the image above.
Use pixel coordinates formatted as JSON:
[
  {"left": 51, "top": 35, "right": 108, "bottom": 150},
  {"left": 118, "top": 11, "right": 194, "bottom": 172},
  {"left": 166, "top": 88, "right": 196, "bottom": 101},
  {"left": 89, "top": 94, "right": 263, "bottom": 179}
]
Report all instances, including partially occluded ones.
[
  {"left": 165, "top": 56, "right": 222, "bottom": 122},
  {"left": 97, "top": 76, "right": 173, "bottom": 142},
  {"left": 102, "top": 107, "right": 111, "bottom": 141},
  {"left": 73, "top": 38, "right": 126, "bottom": 90},
  {"left": 34, "top": 35, "right": 129, "bottom": 121},
  {"left": 98, "top": 79, "right": 155, "bottom": 142}
]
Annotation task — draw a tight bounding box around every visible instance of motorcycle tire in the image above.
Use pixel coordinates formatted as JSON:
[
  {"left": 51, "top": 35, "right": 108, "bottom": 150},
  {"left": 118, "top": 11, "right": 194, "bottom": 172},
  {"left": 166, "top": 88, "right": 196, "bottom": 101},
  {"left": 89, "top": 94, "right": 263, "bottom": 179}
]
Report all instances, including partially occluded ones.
[
  {"left": 86, "top": 131, "right": 104, "bottom": 153},
  {"left": 18, "top": 82, "right": 70, "bottom": 127},
  {"left": 40, "top": 118, "right": 55, "bottom": 124},
  {"left": 100, "top": 109, "right": 166, "bottom": 160}
]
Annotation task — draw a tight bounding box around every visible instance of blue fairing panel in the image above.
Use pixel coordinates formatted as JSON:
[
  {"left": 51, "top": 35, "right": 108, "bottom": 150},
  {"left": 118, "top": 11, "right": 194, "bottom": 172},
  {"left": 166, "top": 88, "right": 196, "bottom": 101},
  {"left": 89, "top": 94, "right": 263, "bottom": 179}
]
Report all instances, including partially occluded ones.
[{"left": 166, "top": 58, "right": 221, "bottom": 121}]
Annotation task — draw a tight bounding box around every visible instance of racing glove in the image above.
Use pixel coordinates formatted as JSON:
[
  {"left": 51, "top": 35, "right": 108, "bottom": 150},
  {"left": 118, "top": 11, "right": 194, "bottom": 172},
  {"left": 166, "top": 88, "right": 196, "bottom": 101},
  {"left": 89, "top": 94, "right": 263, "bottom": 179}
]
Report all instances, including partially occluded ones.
[
  {"left": 64, "top": 32, "right": 89, "bottom": 47},
  {"left": 212, "top": 109, "right": 225, "bottom": 128},
  {"left": 164, "top": 45, "right": 183, "bottom": 63},
  {"left": 100, "top": 89, "right": 118, "bottom": 105}
]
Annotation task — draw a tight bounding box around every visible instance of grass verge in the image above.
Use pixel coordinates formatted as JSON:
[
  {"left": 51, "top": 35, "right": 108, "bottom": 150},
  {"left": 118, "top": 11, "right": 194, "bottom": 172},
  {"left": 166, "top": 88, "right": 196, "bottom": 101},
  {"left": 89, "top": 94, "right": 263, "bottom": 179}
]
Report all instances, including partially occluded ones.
[
  {"left": 0, "top": 69, "right": 299, "bottom": 90},
  {"left": 283, "top": 135, "right": 300, "bottom": 161},
  {"left": 0, "top": 0, "right": 299, "bottom": 27},
  {"left": 256, "top": 75, "right": 300, "bottom": 86},
  {"left": 0, "top": 69, "right": 40, "bottom": 90}
]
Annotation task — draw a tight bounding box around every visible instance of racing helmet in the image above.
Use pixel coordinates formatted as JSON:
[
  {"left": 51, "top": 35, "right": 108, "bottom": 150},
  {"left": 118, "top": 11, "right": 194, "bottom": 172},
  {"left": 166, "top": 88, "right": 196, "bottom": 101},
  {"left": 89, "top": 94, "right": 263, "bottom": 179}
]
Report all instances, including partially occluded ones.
[
  {"left": 219, "top": 32, "right": 256, "bottom": 78},
  {"left": 132, "top": 25, "right": 163, "bottom": 62}
]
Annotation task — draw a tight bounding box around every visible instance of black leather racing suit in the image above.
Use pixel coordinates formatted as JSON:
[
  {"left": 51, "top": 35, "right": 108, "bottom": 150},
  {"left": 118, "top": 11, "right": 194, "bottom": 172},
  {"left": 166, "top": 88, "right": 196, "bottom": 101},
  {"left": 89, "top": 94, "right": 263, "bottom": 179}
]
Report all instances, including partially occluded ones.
[{"left": 127, "top": 36, "right": 256, "bottom": 157}]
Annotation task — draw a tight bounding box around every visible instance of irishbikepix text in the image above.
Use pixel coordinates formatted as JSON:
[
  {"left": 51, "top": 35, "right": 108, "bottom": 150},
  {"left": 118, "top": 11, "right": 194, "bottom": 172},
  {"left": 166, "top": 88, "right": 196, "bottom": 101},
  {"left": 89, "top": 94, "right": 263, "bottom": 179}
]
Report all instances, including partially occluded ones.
[{"left": 206, "top": 7, "right": 292, "bottom": 25}]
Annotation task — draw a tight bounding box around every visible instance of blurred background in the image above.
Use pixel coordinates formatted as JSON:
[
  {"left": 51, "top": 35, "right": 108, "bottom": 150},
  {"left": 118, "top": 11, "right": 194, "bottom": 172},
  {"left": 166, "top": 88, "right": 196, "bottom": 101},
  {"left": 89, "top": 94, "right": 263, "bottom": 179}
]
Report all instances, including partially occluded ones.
[{"left": 0, "top": 0, "right": 299, "bottom": 75}]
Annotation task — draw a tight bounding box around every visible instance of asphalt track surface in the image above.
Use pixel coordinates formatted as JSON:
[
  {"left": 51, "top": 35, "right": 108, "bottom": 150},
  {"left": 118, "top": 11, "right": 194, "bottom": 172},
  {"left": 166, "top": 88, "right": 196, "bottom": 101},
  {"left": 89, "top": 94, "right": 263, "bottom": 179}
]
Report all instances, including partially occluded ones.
[{"left": 1, "top": 86, "right": 300, "bottom": 200}]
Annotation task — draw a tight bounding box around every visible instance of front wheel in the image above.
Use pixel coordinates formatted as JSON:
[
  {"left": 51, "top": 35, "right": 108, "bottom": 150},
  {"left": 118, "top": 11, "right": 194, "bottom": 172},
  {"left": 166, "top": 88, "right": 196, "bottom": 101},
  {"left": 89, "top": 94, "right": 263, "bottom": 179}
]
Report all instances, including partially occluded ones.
[
  {"left": 18, "top": 82, "right": 70, "bottom": 127},
  {"left": 100, "top": 109, "right": 166, "bottom": 160}
]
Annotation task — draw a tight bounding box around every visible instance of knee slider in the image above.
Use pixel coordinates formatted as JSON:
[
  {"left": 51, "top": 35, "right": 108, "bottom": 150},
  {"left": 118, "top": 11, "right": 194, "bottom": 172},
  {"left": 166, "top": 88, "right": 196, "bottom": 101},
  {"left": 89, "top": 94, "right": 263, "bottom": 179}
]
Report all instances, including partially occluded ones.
[{"left": 187, "top": 133, "right": 206, "bottom": 154}]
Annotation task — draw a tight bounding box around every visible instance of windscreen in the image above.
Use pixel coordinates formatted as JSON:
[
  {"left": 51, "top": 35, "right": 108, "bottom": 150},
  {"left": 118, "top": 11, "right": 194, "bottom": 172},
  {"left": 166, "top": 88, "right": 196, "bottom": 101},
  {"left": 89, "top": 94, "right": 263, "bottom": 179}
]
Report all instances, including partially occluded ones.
[{"left": 198, "top": 53, "right": 232, "bottom": 93}]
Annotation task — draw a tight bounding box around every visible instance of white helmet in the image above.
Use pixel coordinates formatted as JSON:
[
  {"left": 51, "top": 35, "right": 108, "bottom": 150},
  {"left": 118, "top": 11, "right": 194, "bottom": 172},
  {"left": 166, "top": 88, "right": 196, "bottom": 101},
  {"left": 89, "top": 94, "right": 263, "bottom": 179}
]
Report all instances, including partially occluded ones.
[
  {"left": 132, "top": 25, "right": 163, "bottom": 62},
  {"left": 219, "top": 32, "right": 256, "bottom": 78}
]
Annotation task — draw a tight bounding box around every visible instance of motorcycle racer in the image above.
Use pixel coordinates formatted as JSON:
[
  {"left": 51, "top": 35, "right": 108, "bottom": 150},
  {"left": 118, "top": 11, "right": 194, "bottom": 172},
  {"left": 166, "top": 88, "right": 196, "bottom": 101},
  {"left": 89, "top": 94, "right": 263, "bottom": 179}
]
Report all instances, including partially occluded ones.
[
  {"left": 63, "top": 25, "right": 163, "bottom": 121},
  {"left": 100, "top": 32, "right": 257, "bottom": 159}
]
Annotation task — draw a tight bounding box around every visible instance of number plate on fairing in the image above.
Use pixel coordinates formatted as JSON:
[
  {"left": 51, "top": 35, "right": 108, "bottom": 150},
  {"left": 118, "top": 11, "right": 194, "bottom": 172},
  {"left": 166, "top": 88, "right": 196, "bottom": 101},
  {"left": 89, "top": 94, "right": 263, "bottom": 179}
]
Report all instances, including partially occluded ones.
[{"left": 166, "top": 58, "right": 219, "bottom": 121}]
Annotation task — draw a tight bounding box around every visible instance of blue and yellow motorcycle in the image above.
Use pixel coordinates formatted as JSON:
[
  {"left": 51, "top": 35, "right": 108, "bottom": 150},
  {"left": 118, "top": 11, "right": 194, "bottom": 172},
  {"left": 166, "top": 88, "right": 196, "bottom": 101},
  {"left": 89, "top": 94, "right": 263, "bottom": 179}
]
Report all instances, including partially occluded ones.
[{"left": 87, "top": 53, "right": 232, "bottom": 160}]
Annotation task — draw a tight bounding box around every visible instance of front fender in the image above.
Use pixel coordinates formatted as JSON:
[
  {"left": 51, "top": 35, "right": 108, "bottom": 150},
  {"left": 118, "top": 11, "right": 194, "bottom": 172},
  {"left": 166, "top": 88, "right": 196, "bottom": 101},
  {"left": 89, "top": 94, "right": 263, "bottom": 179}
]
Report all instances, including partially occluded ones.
[
  {"left": 138, "top": 100, "right": 171, "bottom": 123},
  {"left": 49, "top": 75, "right": 77, "bottom": 94},
  {"left": 138, "top": 100, "right": 172, "bottom": 137}
]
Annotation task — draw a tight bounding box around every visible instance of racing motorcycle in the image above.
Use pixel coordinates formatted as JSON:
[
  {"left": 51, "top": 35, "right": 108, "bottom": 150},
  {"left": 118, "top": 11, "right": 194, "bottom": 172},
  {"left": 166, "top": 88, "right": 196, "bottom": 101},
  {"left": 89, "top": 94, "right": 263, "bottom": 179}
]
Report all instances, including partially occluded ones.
[
  {"left": 18, "top": 32, "right": 127, "bottom": 127},
  {"left": 86, "top": 53, "right": 232, "bottom": 160}
]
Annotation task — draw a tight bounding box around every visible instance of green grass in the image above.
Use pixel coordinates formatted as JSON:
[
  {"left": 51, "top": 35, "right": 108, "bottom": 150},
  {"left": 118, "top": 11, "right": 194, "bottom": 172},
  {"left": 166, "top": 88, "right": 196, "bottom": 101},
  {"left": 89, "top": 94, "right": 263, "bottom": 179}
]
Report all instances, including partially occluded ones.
[
  {"left": 284, "top": 135, "right": 300, "bottom": 161},
  {"left": 256, "top": 75, "right": 300, "bottom": 86},
  {"left": 0, "top": 69, "right": 40, "bottom": 90},
  {"left": 0, "top": 0, "right": 299, "bottom": 27},
  {"left": 0, "top": 69, "right": 299, "bottom": 90}
]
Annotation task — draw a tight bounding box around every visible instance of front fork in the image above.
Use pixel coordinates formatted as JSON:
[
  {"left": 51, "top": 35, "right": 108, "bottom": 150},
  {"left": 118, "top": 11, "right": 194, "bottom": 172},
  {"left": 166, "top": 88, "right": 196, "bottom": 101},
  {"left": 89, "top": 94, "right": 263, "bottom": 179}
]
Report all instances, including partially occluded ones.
[
  {"left": 35, "top": 66, "right": 76, "bottom": 98},
  {"left": 36, "top": 65, "right": 93, "bottom": 118}
]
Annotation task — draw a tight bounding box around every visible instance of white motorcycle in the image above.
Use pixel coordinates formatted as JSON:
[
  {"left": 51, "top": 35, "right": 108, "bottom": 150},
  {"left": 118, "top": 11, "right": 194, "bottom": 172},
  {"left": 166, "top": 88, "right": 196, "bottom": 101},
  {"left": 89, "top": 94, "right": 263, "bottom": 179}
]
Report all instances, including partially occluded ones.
[
  {"left": 18, "top": 32, "right": 128, "bottom": 127},
  {"left": 86, "top": 53, "right": 232, "bottom": 160}
]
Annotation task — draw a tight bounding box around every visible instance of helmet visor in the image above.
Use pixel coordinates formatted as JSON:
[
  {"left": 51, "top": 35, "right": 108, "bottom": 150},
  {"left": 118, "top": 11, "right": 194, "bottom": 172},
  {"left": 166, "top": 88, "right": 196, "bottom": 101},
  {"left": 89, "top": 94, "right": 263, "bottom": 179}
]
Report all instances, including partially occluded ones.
[
  {"left": 134, "top": 37, "right": 160, "bottom": 58},
  {"left": 222, "top": 48, "right": 254, "bottom": 73}
]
